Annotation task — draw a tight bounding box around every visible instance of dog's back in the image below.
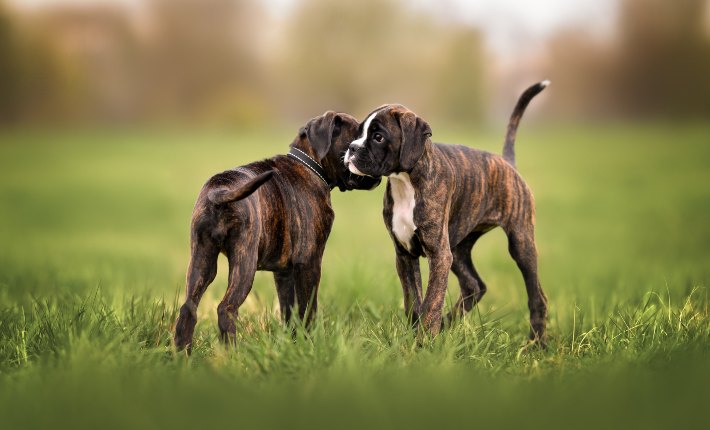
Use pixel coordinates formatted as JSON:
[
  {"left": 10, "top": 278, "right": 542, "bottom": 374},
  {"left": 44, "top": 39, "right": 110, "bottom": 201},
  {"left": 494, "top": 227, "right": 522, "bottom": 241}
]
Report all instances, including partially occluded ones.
[
  {"left": 191, "top": 155, "right": 337, "bottom": 271},
  {"left": 191, "top": 161, "right": 275, "bottom": 251},
  {"left": 430, "top": 81, "right": 548, "bottom": 241},
  {"left": 430, "top": 143, "right": 533, "bottom": 242}
]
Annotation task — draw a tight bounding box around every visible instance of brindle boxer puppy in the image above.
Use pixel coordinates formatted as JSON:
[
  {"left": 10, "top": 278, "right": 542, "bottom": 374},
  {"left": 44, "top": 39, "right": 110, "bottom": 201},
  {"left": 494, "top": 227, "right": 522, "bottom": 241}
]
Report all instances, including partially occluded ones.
[
  {"left": 174, "top": 111, "right": 381, "bottom": 352},
  {"left": 344, "top": 82, "right": 549, "bottom": 344}
]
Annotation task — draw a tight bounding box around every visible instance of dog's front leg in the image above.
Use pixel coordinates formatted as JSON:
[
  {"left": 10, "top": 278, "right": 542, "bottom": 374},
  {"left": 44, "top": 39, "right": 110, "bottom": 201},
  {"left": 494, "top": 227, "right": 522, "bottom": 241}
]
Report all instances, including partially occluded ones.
[
  {"left": 419, "top": 248, "right": 453, "bottom": 335},
  {"left": 412, "top": 189, "right": 453, "bottom": 335},
  {"left": 395, "top": 249, "right": 423, "bottom": 325}
]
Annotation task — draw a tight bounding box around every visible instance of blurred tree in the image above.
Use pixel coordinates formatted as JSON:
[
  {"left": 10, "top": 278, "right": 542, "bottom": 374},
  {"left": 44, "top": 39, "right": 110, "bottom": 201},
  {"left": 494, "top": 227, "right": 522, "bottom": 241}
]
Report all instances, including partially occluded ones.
[
  {"left": 614, "top": 0, "right": 710, "bottom": 118},
  {"left": 35, "top": 5, "right": 144, "bottom": 123},
  {"left": 145, "top": 0, "right": 268, "bottom": 124},
  {"left": 547, "top": 0, "right": 710, "bottom": 120},
  {"left": 432, "top": 27, "right": 486, "bottom": 124},
  {"left": 1, "top": 0, "right": 487, "bottom": 127},
  {"left": 0, "top": 2, "right": 20, "bottom": 122},
  {"left": 546, "top": 30, "right": 618, "bottom": 119},
  {"left": 0, "top": 3, "right": 71, "bottom": 124},
  {"left": 276, "top": 0, "right": 486, "bottom": 124}
]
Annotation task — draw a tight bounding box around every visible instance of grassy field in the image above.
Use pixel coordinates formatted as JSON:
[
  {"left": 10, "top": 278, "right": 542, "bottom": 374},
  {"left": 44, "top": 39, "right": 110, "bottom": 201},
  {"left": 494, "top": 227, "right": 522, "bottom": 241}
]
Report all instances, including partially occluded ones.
[{"left": 0, "top": 122, "right": 708, "bottom": 429}]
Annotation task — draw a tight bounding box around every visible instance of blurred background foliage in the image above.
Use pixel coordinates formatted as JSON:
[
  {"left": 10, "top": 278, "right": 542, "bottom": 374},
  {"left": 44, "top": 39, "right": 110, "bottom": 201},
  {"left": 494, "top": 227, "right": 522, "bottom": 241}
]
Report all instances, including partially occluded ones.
[
  {"left": 1, "top": 0, "right": 708, "bottom": 127},
  {"left": 1, "top": 3, "right": 709, "bottom": 425}
]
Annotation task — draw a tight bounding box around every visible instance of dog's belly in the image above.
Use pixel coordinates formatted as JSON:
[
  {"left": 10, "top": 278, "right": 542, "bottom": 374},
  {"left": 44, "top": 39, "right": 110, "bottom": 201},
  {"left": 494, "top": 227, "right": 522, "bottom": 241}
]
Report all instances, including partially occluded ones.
[{"left": 388, "top": 173, "right": 417, "bottom": 251}]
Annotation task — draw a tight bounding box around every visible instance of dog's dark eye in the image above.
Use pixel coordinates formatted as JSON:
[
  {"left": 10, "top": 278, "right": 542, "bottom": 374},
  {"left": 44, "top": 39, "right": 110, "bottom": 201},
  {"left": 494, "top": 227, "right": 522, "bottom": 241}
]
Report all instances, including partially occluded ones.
[{"left": 373, "top": 133, "right": 384, "bottom": 143}]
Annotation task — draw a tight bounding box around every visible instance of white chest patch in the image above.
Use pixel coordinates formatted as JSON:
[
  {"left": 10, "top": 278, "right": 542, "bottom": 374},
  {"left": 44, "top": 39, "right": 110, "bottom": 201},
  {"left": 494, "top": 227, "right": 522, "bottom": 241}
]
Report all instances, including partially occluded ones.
[{"left": 389, "top": 173, "right": 416, "bottom": 251}]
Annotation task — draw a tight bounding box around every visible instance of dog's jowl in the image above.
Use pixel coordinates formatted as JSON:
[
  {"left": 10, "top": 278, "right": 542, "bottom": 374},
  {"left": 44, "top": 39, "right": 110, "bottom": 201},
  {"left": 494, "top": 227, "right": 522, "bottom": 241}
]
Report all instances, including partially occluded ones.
[
  {"left": 344, "top": 82, "right": 550, "bottom": 345},
  {"left": 174, "top": 112, "right": 381, "bottom": 352}
]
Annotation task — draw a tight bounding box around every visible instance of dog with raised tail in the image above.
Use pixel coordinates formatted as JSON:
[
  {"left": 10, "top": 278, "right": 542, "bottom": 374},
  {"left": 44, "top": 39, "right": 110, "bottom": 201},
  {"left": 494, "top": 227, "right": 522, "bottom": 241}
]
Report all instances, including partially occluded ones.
[{"left": 344, "top": 81, "right": 550, "bottom": 345}]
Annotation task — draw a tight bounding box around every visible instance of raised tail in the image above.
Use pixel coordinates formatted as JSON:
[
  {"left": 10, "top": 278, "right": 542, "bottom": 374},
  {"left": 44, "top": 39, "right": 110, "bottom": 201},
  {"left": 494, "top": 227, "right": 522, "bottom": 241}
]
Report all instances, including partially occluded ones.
[
  {"left": 502, "top": 80, "right": 549, "bottom": 168},
  {"left": 207, "top": 170, "right": 274, "bottom": 205}
]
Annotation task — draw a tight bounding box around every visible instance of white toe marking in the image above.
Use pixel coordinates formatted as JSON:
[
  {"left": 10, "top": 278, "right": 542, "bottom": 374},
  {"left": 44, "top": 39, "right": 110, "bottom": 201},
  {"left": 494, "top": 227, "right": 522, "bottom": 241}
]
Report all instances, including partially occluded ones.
[{"left": 389, "top": 172, "right": 416, "bottom": 251}]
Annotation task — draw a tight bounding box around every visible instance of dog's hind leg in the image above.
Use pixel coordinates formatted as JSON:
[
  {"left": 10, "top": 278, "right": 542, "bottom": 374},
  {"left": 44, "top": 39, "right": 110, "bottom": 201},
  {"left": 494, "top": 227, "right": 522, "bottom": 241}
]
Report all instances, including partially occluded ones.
[
  {"left": 274, "top": 270, "right": 296, "bottom": 324},
  {"left": 446, "top": 231, "right": 487, "bottom": 325},
  {"left": 174, "top": 240, "right": 219, "bottom": 352},
  {"left": 506, "top": 226, "right": 548, "bottom": 346},
  {"left": 217, "top": 248, "right": 258, "bottom": 344}
]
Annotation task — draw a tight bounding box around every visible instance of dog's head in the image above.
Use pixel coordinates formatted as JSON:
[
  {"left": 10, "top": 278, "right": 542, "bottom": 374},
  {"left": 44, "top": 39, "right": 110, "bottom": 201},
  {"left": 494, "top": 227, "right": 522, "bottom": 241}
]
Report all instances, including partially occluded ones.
[
  {"left": 294, "top": 111, "right": 382, "bottom": 191},
  {"left": 343, "top": 104, "right": 432, "bottom": 178}
]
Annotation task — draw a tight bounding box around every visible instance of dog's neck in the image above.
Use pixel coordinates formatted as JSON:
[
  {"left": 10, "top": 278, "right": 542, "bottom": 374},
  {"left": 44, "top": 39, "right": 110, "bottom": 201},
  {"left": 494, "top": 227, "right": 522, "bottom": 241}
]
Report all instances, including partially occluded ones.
[
  {"left": 290, "top": 140, "right": 320, "bottom": 162},
  {"left": 403, "top": 139, "right": 435, "bottom": 181},
  {"left": 287, "top": 144, "right": 334, "bottom": 190}
]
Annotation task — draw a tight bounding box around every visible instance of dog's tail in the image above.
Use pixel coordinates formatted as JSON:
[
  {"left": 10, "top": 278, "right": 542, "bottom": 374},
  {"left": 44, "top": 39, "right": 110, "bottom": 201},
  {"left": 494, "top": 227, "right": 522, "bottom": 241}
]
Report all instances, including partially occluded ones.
[
  {"left": 502, "top": 80, "right": 549, "bottom": 168},
  {"left": 207, "top": 170, "right": 274, "bottom": 205}
]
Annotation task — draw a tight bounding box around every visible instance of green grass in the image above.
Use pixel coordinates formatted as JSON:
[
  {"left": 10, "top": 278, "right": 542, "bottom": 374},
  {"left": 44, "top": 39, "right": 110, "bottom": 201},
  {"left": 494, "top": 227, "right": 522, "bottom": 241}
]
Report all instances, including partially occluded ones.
[{"left": 1, "top": 123, "right": 709, "bottom": 429}]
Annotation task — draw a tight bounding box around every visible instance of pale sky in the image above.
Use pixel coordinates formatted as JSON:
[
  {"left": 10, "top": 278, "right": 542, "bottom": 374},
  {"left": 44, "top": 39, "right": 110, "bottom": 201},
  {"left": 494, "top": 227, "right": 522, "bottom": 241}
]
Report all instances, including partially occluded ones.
[{"left": 10, "top": 0, "right": 619, "bottom": 57}]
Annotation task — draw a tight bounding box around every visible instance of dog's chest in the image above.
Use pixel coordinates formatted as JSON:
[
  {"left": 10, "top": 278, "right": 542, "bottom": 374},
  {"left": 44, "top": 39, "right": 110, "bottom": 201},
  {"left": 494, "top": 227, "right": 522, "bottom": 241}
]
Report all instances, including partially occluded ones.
[{"left": 388, "top": 173, "right": 416, "bottom": 251}]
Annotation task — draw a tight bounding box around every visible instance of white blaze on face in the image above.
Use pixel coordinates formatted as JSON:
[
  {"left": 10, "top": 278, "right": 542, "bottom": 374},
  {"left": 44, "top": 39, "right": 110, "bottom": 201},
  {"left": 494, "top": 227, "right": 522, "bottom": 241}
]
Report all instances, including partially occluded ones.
[
  {"left": 388, "top": 172, "right": 416, "bottom": 251},
  {"left": 344, "top": 110, "right": 380, "bottom": 173},
  {"left": 351, "top": 110, "right": 379, "bottom": 149}
]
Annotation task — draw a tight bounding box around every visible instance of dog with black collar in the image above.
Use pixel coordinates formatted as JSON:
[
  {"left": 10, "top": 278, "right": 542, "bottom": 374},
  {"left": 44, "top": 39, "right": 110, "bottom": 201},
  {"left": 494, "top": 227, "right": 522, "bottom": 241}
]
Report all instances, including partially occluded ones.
[
  {"left": 343, "top": 82, "right": 550, "bottom": 345},
  {"left": 174, "top": 111, "right": 381, "bottom": 352}
]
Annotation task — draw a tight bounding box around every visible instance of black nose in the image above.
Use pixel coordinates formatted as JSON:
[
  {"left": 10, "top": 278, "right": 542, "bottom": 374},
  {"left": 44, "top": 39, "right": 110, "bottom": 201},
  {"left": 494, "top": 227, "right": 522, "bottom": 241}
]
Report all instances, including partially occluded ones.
[{"left": 348, "top": 144, "right": 359, "bottom": 155}]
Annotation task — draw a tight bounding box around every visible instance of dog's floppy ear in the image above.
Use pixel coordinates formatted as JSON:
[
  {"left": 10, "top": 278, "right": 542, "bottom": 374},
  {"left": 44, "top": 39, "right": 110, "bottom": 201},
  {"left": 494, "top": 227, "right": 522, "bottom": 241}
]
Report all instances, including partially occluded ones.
[
  {"left": 396, "top": 110, "right": 432, "bottom": 172},
  {"left": 306, "top": 111, "right": 341, "bottom": 161}
]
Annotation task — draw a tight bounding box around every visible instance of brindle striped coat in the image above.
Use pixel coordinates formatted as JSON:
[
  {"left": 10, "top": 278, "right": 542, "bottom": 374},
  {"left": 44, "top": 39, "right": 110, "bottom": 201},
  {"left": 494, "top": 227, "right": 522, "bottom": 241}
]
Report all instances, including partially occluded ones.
[
  {"left": 174, "top": 112, "right": 380, "bottom": 352},
  {"left": 345, "top": 82, "right": 549, "bottom": 344}
]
